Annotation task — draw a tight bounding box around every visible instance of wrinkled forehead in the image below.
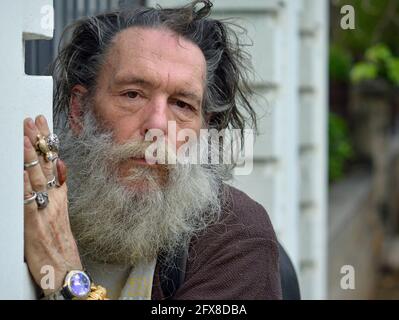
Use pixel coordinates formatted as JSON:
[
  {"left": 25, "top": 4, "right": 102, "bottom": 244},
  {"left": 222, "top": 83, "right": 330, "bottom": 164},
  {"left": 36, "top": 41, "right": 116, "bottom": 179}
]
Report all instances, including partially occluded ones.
[{"left": 101, "top": 27, "right": 207, "bottom": 92}]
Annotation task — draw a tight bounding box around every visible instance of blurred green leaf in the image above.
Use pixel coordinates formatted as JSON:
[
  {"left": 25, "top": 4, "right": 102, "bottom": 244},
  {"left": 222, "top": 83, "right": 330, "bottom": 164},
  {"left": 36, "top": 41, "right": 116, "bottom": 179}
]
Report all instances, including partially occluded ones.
[
  {"left": 365, "top": 44, "right": 392, "bottom": 63},
  {"left": 350, "top": 62, "right": 378, "bottom": 83},
  {"left": 330, "top": 45, "right": 352, "bottom": 82},
  {"left": 387, "top": 57, "right": 399, "bottom": 86},
  {"left": 329, "top": 112, "right": 354, "bottom": 183}
]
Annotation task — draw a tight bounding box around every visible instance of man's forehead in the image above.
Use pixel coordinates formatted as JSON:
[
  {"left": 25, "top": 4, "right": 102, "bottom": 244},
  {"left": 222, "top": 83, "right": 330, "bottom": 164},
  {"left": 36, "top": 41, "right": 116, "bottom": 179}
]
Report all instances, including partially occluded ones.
[{"left": 107, "top": 27, "right": 207, "bottom": 84}]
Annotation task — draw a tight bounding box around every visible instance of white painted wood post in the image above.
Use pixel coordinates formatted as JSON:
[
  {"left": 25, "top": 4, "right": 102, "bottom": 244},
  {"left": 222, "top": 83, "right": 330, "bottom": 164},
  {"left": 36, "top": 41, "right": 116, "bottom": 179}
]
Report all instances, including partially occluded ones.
[
  {"left": 297, "top": 0, "right": 328, "bottom": 300},
  {"left": 203, "top": 0, "right": 302, "bottom": 274},
  {"left": 0, "top": 0, "right": 53, "bottom": 299}
]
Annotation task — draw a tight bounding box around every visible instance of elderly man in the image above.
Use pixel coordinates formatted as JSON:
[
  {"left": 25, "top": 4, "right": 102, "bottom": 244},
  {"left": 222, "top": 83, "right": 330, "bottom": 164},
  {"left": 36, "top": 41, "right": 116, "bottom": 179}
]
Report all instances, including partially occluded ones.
[{"left": 22, "top": 0, "right": 282, "bottom": 300}]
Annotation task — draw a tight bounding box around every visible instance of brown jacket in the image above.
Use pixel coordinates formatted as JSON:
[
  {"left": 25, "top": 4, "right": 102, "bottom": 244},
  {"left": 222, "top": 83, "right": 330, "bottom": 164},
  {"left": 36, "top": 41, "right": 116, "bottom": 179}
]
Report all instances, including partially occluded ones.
[{"left": 151, "top": 185, "right": 282, "bottom": 300}]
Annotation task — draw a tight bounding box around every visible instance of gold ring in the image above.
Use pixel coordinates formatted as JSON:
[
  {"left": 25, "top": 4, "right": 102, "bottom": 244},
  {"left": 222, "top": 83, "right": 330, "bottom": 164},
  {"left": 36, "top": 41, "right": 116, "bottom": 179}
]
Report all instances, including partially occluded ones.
[
  {"left": 35, "top": 134, "right": 50, "bottom": 155},
  {"left": 35, "top": 134, "right": 58, "bottom": 162},
  {"left": 45, "top": 151, "right": 58, "bottom": 162}
]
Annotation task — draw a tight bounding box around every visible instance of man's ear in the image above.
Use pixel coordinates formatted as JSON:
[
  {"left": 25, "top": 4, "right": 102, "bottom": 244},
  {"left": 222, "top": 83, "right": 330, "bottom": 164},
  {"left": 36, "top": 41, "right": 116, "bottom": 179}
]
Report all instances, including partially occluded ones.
[{"left": 69, "top": 85, "right": 88, "bottom": 134}]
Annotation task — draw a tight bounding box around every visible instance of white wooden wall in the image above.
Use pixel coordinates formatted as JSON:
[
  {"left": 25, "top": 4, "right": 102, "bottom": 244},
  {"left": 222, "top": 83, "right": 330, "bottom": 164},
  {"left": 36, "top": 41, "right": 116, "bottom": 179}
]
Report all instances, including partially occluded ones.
[
  {"left": 149, "top": 0, "right": 329, "bottom": 299},
  {"left": 298, "top": 0, "right": 328, "bottom": 300},
  {"left": 0, "top": 0, "right": 54, "bottom": 299}
]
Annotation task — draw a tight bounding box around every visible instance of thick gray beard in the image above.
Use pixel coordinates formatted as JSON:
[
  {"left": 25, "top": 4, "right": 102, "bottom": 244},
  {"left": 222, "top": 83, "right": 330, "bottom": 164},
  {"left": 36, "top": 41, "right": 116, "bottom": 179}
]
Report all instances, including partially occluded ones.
[{"left": 58, "top": 110, "right": 228, "bottom": 267}]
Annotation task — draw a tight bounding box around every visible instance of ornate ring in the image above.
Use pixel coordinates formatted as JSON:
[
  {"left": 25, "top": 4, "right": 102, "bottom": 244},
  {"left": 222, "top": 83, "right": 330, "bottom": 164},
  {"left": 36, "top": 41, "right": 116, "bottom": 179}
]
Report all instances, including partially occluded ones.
[
  {"left": 35, "top": 134, "right": 50, "bottom": 155},
  {"left": 24, "top": 159, "right": 39, "bottom": 169},
  {"left": 24, "top": 191, "right": 37, "bottom": 205},
  {"left": 46, "top": 133, "right": 60, "bottom": 153},
  {"left": 47, "top": 176, "right": 56, "bottom": 189},
  {"left": 35, "top": 134, "right": 59, "bottom": 162},
  {"left": 45, "top": 151, "right": 59, "bottom": 162},
  {"left": 35, "top": 191, "right": 49, "bottom": 210}
]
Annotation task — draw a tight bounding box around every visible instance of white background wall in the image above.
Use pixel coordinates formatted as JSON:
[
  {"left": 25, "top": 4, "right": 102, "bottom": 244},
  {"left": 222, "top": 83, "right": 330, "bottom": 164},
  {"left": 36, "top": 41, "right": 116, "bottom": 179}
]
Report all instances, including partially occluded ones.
[{"left": 0, "top": 0, "right": 54, "bottom": 299}]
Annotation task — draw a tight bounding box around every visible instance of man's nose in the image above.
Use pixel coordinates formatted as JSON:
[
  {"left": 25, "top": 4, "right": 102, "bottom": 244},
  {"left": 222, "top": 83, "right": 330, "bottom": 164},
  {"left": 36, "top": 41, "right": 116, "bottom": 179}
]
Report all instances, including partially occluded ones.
[{"left": 140, "top": 97, "right": 171, "bottom": 138}]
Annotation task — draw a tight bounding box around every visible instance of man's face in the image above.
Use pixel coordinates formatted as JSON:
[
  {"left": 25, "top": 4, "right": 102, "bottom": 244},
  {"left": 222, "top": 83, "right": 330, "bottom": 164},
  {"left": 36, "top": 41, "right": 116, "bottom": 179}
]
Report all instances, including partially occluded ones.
[
  {"left": 89, "top": 27, "right": 206, "bottom": 184},
  {"left": 63, "top": 27, "right": 224, "bottom": 265}
]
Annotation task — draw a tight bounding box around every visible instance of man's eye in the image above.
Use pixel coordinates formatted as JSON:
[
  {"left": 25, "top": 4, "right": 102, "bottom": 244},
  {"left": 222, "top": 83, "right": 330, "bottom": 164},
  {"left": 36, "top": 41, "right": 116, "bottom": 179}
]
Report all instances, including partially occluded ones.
[
  {"left": 176, "top": 100, "right": 193, "bottom": 110},
  {"left": 124, "top": 91, "right": 139, "bottom": 99}
]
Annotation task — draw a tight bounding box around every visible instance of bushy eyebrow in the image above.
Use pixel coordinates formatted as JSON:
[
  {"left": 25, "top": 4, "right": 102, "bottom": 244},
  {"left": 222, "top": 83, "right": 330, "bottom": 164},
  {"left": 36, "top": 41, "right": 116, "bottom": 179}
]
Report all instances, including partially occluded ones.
[
  {"left": 113, "top": 74, "right": 154, "bottom": 88},
  {"left": 113, "top": 74, "right": 202, "bottom": 106}
]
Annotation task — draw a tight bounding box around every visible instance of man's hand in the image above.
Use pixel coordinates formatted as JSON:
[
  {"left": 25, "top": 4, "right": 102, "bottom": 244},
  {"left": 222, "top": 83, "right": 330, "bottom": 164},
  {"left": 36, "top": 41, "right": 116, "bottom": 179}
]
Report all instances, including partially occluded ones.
[{"left": 23, "top": 115, "right": 82, "bottom": 296}]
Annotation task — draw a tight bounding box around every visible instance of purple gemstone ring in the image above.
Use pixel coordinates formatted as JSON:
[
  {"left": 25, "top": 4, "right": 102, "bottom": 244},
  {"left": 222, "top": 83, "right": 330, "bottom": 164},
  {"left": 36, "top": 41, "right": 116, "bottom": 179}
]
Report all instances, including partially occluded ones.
[{"left": 62, "top": 270, "right": 92, "bottom": 299}]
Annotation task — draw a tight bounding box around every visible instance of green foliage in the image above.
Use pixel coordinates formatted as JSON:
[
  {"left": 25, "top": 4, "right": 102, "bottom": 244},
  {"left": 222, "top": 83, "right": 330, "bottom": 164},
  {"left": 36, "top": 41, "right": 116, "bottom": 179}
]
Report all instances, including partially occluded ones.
[
  {"left": 329, "top": 113, "right": 354, "bottom": 183},
  {"left": 330, "top": 45, "right": 353, "bottom": 82},
  {"left": 350, "top": 44, "right": 399, "bottom": 85},
  {"left": 365, "top": 43, "right": 392, "bottom": 62},
  {"left": 351, "top": 62, "right": 378, "bottom": 83},
  {"left": 331, "top": 1, "right": 399, "bottom": 85},
  {"left": 331, "top": 0, "right": 399, "bottom": 57},
  {"left": 387, "top": 57, "right": 399, "bottom": 85}
]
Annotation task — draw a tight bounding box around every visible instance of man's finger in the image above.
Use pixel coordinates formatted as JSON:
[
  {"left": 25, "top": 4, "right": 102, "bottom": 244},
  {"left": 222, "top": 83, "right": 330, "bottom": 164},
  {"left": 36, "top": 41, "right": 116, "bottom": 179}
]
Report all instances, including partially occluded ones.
[
  {"left": 23, "top": 170, "right": 37, "bottom": 213},
  {"left": 35, "top": 115, "right": 51, "bottom": 138},
  {"left": 24, "top": 117, "right": 54, "bottom": 181},
  {"left": 24, "top": 136, "right": 47, "bottom": 192}
]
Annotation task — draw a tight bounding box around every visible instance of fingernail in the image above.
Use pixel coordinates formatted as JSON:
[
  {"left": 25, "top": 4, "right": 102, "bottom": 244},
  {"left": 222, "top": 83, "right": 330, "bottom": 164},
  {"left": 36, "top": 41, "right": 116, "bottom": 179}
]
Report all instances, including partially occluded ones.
[
  {"left": 24, "top": 136, "right": 31, "bottom": 148},
  {"left": 27, "top": 118, "right": 35, "bottom": 130},
  {"left": 38, "top": 115, "right": 46, "bottom": 125}
]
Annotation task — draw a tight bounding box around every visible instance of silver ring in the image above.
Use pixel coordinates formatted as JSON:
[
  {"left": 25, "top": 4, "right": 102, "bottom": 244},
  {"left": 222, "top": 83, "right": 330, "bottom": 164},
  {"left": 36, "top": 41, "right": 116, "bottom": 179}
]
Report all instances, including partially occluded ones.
[
  {"left": 35, "top": 191, "right": 49, "bottom": 210},
  {"left": 24, "top": 192, "right": 37, "bottom": 205},
  {"left": 46, "top": 133, "right": 60, "bottom": 153},
  {"left": 47, "top": 176, "right": 56, "bottom": 189},
  {"left": 24, "top": 159, "right": 39, "bottom": 169}
]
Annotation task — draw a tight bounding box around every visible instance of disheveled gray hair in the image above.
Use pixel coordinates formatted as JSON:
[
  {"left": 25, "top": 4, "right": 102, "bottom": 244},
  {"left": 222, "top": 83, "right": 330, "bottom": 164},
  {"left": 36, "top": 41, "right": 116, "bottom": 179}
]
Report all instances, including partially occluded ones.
[{"left": 52, "top": 0, "right": 257, "bottom": 142}]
